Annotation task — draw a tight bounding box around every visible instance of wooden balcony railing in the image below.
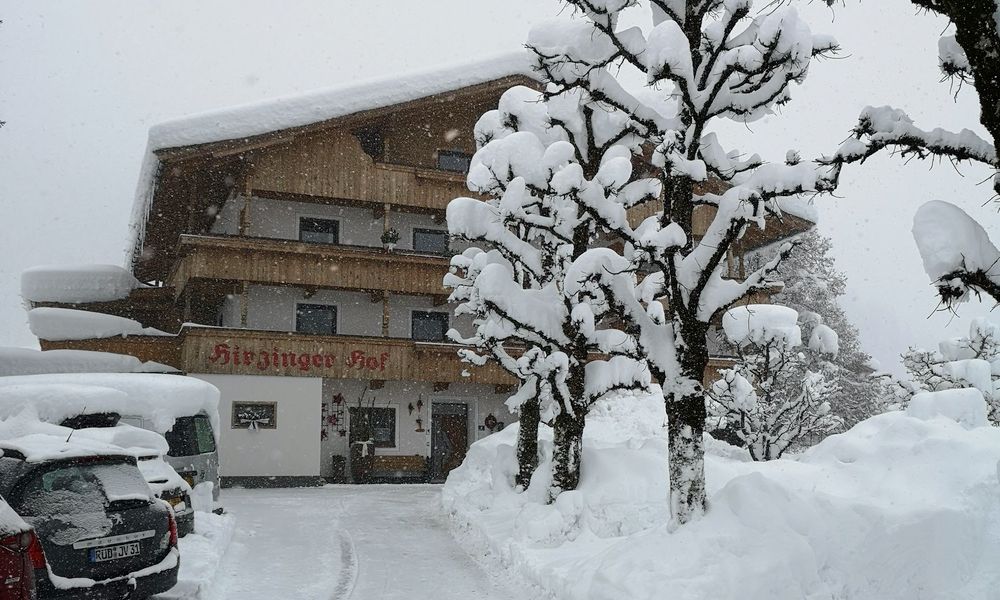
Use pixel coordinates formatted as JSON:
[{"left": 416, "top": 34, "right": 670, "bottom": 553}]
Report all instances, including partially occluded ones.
[{"left": 168, "top": 234, "right": 451, "bottom": 299}]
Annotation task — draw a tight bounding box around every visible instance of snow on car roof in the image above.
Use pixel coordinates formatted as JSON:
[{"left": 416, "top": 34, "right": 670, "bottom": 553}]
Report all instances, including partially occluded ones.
[
  {"left": 0, "top": 433, "right": 135, "bottom": 464},
  {"left": 128, "top": 52, "right": 538, "bottom": 268},
  {"left": 0, "top": 497, "right": 30, "bottom": 537},
  {"left": 0, "top": 373, "right": 220, "bottom": 440}
]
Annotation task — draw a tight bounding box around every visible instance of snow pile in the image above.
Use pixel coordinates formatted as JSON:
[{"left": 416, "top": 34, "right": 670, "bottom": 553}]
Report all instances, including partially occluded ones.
[
  {"left": 0, "top": 373, "right": 220, "bottom": 439},
  {"left": 27, "top": 307, "right": 171, "bottom": 341},
  {"left": 0, "top": 346, "right": 178, "bottom": 376},
  {"left": 21, "top": 264, "right": 143, "bottom": 304},
  {"left": 158, "top": 511, "right": 237, "bottom": 600},
  {"left": 722, "top": 304, "right": 801, "bottom": 347},
  {"left": 445, "top": 397, "right": 1000, "bottom": 599}
]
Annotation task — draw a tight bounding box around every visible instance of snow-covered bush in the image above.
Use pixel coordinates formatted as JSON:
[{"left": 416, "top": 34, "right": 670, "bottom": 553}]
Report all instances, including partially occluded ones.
[
  {"left": 746, "top": 230, "right": 881, "bottom": 427},
  {"left": 708, "top": 305, "right": 841, "bottom": 460},
  {"left": 889, "top": 318, "right": 1000, "bottom": 424}
]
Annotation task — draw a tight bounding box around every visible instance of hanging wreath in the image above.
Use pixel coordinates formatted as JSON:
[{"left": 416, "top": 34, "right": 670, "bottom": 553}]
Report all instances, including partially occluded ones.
[{"left": 484, "top": 413, "right": 498, "bottom": 431}]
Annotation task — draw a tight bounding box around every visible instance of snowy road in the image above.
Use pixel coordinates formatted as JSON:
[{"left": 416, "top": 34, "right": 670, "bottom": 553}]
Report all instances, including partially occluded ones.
[{"left": 205, "top": 485, "right": 516, "bottom": 600}]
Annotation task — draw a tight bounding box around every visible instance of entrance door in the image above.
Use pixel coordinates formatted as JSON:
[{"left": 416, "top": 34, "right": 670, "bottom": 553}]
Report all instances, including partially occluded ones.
[{"left": 431, "top": 403, "right": 468, "bottom": 481}]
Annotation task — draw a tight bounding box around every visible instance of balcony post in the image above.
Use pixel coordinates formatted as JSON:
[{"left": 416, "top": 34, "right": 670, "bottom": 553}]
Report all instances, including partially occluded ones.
[
  {"left": 382, "top": 293, "right": 390, "bottom": 337},
  {"left": 240, "top": 282, "right": 249, "bottom": 328}
]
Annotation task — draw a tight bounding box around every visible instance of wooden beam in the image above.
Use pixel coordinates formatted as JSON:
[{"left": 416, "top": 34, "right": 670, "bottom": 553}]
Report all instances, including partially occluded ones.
[
  {"left": 382, "top": 295, "right": 390, "bottom": 337},
  {"left": 433, "top": 382, "right": 450, "bottom": 392},
  {"left": 369, "top": 379, "right": 385, "bottom": 390},
  {"left": 239, "top": 282, "right": 249, "bottom": 328}
]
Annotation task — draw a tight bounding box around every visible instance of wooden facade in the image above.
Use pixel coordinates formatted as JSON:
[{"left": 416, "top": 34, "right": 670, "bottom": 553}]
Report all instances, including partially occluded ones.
[{"left": 42, "top": 326, "right": 514, "bottom": 386}]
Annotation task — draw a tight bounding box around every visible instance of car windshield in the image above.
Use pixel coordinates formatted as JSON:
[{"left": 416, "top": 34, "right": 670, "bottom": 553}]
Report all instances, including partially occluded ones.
[
  {"left": 16, "top": 461, "right": 150, "bottom": 545},
  {"left": 163, "top": 415, "right": 216, "bottom": 456}
]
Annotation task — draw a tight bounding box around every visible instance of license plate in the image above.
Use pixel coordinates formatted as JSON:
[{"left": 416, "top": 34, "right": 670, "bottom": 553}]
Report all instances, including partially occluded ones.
[{"left": 90, "top": 542, "right": 141, "bottom": 563}]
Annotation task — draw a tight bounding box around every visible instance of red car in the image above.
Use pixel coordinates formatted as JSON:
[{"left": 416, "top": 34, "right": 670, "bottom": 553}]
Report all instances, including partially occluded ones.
[{"left": 0, "top": 496, "right": 41, "bottom": 600}]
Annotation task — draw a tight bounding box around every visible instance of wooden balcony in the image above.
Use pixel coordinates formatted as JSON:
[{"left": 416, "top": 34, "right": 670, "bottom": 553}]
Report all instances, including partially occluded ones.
[{"left": 168, "top": 234, "right": 450, "bottom": 299}]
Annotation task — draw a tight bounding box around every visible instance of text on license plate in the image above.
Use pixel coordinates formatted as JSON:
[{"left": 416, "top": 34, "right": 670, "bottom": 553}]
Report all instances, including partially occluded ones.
[{"left": 90, "top": 542, "right": 141, "bottom": 563}]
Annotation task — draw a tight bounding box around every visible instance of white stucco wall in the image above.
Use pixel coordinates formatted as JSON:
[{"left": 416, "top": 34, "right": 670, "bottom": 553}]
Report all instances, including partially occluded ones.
[
  {"left": 209, "top": 195, "right": 448, "bottom": 252},
  {"left": 224, "top": 285, "right": 474, "bottom": 339},
  {"left": 191, "top": 374, "right": 322, "bottom": 478}
]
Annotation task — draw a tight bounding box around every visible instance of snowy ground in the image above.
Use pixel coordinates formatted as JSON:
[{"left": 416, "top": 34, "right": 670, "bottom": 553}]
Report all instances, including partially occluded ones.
[{"left": 172, "top": 485, "right": 519, "bottom": 600}]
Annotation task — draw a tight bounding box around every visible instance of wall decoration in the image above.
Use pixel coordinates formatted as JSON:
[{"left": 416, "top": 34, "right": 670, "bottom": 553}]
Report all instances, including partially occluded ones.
[
  {"left": 233, "top": 401, "right": 277, "bottom": 430},
  {"left": 322, "top": 392, "right": 347, "bottom": 440},
  {"left": 484, "top": 413, "right": 498, "bottom": 432}
]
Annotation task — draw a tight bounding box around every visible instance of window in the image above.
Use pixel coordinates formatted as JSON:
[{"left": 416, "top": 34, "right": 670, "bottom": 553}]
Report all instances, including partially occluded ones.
[
  {"left": 412, "top": 228, "right": 449, "bottom": 255},
  {"left": 231, "top": 402, "right": 278, "bottom": 430},
  {"left": 299, "top": 217, "right": 339, "bottom": 244},
  {"left": 165, "top": 414, "right": 219, "bottom": 453},
  {"left": 436, "top": 150, "right": 472, "bottom": 173},
  {"left": 350, "top": 407, "right": 396, "bottom": 448},
  {"left": 296, "top": 303, "right": 337, "bottom": 335},
  {"left": 411, "top": 311, "right": 449, "bottom": 342}
]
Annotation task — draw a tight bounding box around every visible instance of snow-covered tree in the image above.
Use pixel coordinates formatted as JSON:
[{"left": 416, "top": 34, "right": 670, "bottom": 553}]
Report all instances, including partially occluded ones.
[
  {"left": 819, "top": 2, "right": 1000, "bottom": 309},
  {"left": 707, "top": 304, "right": 841, "bottom": 460},
  {"left": 445, "top": 86, "right": 652, "bottom": 497},
  {"left": 746, "top": 230, "right": 880, "bottom": 426},
  {"left": 891, "top": 318, "right": 1000, "bottom": 423},
  {"left": 525, "top": 0, "right": 840, "bottom": 524}
]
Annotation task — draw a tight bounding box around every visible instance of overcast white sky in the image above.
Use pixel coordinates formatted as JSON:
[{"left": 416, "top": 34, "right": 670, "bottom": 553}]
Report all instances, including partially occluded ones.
[{"left": 0, "top": 0, "right": 996, "bottom": 375}]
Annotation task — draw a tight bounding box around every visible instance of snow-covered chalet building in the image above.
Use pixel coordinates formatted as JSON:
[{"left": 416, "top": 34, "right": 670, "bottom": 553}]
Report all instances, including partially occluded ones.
[{"left": 25, "top": 55, "right": 813, "bottom": 486}]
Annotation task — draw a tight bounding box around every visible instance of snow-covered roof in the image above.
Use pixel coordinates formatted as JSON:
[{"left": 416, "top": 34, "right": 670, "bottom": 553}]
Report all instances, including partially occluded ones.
[
  {"left": 21, "top": 265, "right": 143, "bottom": 304},
  {"left": 128, "top": 52, "right": 539, "bottom": 267},
  {"left": 27, "top": 307, "right": 172, "bottom": 341},
  {"left": 0, "top": 347, "right": 178, "bottom": 377},
  {"left": 0, "top": 374, "right": 220, "bottom": 440}
]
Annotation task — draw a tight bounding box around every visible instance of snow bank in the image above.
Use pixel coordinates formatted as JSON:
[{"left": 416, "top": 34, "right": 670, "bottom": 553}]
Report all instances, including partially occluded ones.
[
  {"left": 445, "top": 398, "right": 1000, "bottom": 599},
  {"left": 21, "top": 264, "right": 142, "bottom": 304},
  {"left": 158, "top": 511, "right": 237, "bottom": 600},
  {"left": 27, "top": 307, "right": 171, "bottom": 341},
  {"left": 0, "top": 374, "right": 220, "bottom": 439},
  {"left": 0, "top": 346, "right": 178, "bottom": 376}
]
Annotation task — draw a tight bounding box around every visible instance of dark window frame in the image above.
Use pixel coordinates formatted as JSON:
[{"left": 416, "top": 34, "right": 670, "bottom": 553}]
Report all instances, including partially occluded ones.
[
  {"left": 350, "top": 406, "right": 397, "bottom": 449},
  {"left": 298, "top": 216, "right": 340, "bottom": 245},
  {"left": 412, "top": 228, "right": 449, "bottom": 255},
  {"left": 436, "top": 150, "right": 472, "bottom": 173},
  {"left": 231, "top": 401, "right": 278, "bottom": 430},
  {"left": 295, "top": 302, "right": 338, "bottom": 335},
  {"left": 411, "top": 310, "right": 450, "bottom": 342}
]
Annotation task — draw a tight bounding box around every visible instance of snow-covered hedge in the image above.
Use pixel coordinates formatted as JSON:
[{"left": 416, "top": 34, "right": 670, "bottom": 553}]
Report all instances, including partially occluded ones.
[
  {"left": 445, "top": 392, "right": 1000, "bottom": 600},
  {"left": 21, "top": 264, "right": 143, "bottom": 304}
]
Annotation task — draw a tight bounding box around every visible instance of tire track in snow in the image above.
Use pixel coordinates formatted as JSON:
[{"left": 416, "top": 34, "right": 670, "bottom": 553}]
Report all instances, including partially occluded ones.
[{"left": 330, "top": 512, "right": 358, "bottom": 600}]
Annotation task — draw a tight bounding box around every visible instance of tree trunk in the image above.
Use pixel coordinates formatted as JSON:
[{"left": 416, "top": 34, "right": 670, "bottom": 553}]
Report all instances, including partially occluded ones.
[
  {"left": 666, "top": 324, "right": 710, "bottom": 526},
  {"left": 515, "top": 396, "right": 540, "bottom": 490},
  {"left": 550, "top": 408, "right": 585, "bottom": 497}
]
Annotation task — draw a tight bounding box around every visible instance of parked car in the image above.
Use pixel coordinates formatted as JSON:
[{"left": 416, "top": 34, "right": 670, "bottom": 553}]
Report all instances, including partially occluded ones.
[
  {"left": 0, "top": 496, "right": 41, "bottom": 600},
  {"left": 0, "top": 374, "right": 223, "bottom": 509},
  {"left": 66, "top": 424, "right": 195, "bottom": 537},
  {"left": 0, "top": 435, "right": 179, "bottom": 599}
]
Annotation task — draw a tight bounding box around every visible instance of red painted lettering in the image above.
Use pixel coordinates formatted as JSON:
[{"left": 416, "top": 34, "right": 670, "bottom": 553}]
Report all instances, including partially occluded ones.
[
  {"left": 312, "top": 354, "right": 323, "bottom": 368},
  {"left": 208, "top": 343, "right": 230, "bottom": 365}
]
